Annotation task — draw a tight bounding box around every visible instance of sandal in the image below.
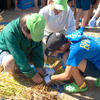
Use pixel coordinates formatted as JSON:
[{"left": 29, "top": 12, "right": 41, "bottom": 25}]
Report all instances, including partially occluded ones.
[
  {"left": 64, "top": 82, "right": 88, "bottom": 93},
  {"left": 94, "top": 78, "right": 100, "bottom": 87}
]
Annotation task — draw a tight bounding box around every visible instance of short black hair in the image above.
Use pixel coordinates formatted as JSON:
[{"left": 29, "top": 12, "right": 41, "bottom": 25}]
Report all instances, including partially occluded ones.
[{"left": 45, "top": 32, "right": 68, "bottom": 56}]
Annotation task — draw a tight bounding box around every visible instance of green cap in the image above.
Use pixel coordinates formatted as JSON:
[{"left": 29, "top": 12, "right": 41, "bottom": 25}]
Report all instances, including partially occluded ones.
[
  {"left": 53, "top": 0, "right": 67, "bottom": 11},
  {"left": 26, "top": 13, "right": 45, "bottom": 42}
]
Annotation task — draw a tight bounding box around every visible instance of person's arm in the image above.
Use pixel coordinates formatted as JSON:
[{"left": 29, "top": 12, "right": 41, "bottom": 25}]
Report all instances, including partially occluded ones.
[
  {"left": 65, "top": 6, "right": 76, "bottom": 34},
  {"left": 39, "top": 6, "right": 48, "bottom": 22},
  {"left": 44, "top": 65, "right": 75, "bottom": 84},
  {"left": 51, "top": 65, "right": 74, "bottom": 81},
  {"left": 31, "top": 41, "right": 44, "bottom": 68},
  {"left": 5, "top": 33, "right": 36, "bottom": 78}
]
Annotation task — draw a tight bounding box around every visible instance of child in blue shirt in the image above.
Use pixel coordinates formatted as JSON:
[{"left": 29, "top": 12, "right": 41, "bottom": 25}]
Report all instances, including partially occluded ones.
[{"left": 44, "top": 28, "right": 100, "bottom": 93}]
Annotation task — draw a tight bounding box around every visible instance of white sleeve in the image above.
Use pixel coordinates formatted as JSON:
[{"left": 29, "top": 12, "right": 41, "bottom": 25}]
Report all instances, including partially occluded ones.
[
  {"left": 39, "top": 6, "right": 49, "bottom": 23},
  {"left": 65, "top": 6, "right": 76, "bottom": 35}
]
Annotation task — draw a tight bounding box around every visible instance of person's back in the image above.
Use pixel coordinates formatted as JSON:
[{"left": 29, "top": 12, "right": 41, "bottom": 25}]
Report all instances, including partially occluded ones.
[{"left": 68, "top": 36, "right": 100, "bottom": 70}]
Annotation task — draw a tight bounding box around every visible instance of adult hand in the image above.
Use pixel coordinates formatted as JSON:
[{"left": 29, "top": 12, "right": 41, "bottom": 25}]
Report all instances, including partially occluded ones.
[
  {"left": 63, "top": 51, "right": 69, "bottom": 64},
  {"left": 32, "top": 73, "right": 43, "bottom": 84}
]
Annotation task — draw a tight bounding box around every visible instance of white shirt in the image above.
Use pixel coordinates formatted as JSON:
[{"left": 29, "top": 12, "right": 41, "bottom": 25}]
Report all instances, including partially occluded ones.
[{"left": 39, "top": 4, "right": 76, "bottom": 38}]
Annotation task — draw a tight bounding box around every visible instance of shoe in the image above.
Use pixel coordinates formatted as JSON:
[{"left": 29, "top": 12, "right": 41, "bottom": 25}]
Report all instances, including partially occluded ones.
[
  {"left": 94, "top": 78, "right": 100, "bottom": 87},
  {"left": 64, "top": 82, "right": 88, "bottom": 93}
]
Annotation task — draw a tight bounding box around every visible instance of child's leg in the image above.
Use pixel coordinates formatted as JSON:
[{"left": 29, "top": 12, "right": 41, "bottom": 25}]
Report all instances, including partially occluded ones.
[{"left": 1, "top": 54, "right": 18, "bottom": 72}]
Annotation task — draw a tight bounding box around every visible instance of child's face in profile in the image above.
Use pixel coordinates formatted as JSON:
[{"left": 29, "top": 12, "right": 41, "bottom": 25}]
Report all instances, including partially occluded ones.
[
  {"left": 52, "top": 43, "right": 67, "bottom": 56},
  {"left": 22, "top": 28, "right": 31, "bottom": 40},
  {"left": 52, "top": 3, "right": 63, "bottom": 15}
]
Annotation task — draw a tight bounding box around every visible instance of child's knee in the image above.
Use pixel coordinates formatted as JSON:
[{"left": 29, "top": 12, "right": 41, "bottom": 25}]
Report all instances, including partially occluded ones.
[{"left": 2, "top": 55, "right": 16, "bottom": 72}]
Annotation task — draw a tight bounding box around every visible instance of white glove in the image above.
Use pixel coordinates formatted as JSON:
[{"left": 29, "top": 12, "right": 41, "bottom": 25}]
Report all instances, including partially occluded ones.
[
  {"left": 96, "top": 17, "right": 100, "bottom": 27},
  {"left": 89, "top": 17, "right": 96, "bottom": 27},
  {"left": 44, "top": 75, "right": 51, "bottom": 84},
  {"left": 44, "top": 68, "right": 55, "bottom": 76}
]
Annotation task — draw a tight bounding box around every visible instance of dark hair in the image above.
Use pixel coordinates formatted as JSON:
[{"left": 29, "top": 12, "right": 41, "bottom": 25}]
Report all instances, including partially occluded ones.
[{"left": 19, "top": 13, "right": 33, "bottom": 34}]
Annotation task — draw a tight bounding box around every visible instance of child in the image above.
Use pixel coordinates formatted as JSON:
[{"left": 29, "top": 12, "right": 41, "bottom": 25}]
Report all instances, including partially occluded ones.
[{"left": 44, "top": 28, "right": 100, "bottom": 92}]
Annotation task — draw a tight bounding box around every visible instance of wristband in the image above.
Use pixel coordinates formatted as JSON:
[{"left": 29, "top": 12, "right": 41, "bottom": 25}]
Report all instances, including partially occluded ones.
[{"left": 30, "top": 65, "right": 37, "bottom": 73}]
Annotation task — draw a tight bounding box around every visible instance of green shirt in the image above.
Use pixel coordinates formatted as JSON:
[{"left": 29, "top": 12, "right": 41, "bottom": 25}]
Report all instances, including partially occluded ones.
[{"left": 0, "top": 18, "right": 44, "bottom": 78}]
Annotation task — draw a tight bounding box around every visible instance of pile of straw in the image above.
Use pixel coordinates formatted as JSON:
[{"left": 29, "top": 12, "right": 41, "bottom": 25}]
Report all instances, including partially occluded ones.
[
  {"left": 0, "top": 16, "right": 5, "bottom": 31},
  {"left": 0, "top": 60, "right": 63, "bottom": 100}
]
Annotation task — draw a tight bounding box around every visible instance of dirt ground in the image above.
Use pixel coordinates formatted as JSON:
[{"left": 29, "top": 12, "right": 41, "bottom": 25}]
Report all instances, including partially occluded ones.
[{"left": 1, "top": 7, "right": 100, "bottom": 100}]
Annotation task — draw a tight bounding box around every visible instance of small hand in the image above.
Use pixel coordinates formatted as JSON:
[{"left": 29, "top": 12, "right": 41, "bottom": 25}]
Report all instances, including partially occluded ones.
[
  {"left": 44, "top": 75, "right": 51, "bottom": 84},
  {"left": 32, "top": 73, "right": 43, "bottom": 84},
  {"left": 44, "top": 68, "right": 55, "bottom": 76},
  {"left": 36, "top": 68, "right": 43, "bottom": 75}
]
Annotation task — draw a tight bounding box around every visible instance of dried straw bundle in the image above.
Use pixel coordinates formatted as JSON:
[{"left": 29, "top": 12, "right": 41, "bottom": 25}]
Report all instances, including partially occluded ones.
[
  {"left": 0, "top": 61, "right": 63, "bottom": 100},
  {"left": 0, "top": 15, "right": 5, "bottom": 31}
]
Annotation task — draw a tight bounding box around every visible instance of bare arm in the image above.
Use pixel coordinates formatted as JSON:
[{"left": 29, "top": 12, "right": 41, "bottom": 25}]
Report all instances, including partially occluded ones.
[{"left": 51, "top": 65, "right": 75, "bottom": 81}]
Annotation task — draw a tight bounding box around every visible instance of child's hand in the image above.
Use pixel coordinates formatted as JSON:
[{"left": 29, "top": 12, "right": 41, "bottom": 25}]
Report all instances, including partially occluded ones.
[
  {"left": 44, "top": 68, "right": 55, "bottom": 76},
  {"left": 32, "top": 73, "right": 43, "bottom": 84},
  {"left": 44, "top": 75, "right": 51, "bottom": 84}
]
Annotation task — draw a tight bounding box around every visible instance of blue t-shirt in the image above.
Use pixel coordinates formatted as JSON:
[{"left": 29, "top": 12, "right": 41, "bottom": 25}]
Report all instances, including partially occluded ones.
[{"left": 66, "top": 36, "right": 100, "bottom": 70}]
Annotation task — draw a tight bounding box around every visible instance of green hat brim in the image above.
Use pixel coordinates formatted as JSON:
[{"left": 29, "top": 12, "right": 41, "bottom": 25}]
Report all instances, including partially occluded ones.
[
  {"left": 26, "top": 13, "right": 45, "bottom": 42},
  {"left": 30, "top": 29, "right": 44, "bottom": 42},
  {"left": 54, "top": 3, "right": 67, "bottom": 11}
]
